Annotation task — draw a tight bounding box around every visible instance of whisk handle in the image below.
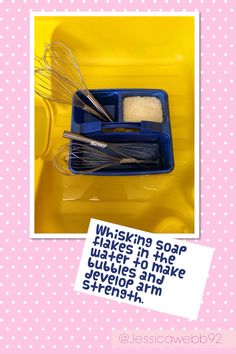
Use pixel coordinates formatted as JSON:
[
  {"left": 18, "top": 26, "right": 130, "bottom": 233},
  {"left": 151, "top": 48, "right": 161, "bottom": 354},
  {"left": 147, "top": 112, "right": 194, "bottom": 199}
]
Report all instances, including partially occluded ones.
[
  {"left": 63, "top": 130, "right": 108, "bottom": 149},
  {"left": 120, "top": 158, "right": 150, "bottom": 164},
  {"left": 85, "top": 92, "right": 113, "bottom": 122},
  {"left": 79, "top": 102, "right": 109, "bottom": 121}
]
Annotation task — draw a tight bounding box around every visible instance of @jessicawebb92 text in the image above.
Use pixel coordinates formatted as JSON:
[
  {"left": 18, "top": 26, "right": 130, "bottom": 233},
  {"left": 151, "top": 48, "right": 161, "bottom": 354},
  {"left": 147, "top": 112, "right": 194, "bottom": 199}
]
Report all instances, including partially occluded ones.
[{"left": 112, "top": 330, "right": 236, "bottom": 348}]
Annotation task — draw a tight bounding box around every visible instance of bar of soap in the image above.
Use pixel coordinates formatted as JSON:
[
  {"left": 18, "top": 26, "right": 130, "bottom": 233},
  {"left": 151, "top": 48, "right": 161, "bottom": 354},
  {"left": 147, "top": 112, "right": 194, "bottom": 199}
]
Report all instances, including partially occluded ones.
[{"left": 123, "top": 96, "right": 163, "bottom": 123}]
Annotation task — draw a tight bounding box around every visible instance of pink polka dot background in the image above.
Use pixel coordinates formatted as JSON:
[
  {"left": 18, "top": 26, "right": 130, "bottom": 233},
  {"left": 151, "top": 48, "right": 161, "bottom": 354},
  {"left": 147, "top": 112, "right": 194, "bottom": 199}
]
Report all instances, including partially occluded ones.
[{"left": 0, "top": 0, "right": 235, "bottom": 353}]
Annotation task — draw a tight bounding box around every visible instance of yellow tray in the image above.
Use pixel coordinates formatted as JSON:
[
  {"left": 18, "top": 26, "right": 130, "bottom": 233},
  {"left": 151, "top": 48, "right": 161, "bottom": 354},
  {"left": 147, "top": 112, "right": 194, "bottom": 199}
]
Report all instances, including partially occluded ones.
[{"left": 34, "top": 15, "right": 195, "bottom": 235}]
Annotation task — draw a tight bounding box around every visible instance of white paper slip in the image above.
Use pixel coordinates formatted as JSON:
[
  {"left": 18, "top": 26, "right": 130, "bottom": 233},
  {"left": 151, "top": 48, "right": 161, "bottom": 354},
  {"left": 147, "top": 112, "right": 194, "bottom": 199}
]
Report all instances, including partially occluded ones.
[{"left": 74, "top": 219, "right": 214, "bottom": 320}]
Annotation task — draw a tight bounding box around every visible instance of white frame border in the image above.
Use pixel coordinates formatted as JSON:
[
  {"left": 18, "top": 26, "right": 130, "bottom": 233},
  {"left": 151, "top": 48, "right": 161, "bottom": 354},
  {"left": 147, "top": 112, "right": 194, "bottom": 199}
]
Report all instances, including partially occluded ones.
[{"left": 30, "top": 11, "right": 200, "bottom": 239}]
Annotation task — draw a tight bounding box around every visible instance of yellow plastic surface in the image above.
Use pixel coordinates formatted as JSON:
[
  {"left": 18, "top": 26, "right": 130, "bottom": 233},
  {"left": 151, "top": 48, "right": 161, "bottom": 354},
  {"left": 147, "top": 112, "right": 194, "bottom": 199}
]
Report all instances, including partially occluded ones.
[{"left": 34, "top": 16, "right": 194, "bottom": 234}]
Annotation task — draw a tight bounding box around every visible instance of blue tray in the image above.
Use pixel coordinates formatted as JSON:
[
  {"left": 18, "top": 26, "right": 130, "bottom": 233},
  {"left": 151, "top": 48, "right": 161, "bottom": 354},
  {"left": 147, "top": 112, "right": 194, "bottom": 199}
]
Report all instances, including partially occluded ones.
[{"left": 70, "top": 89, "right": 174, "bottom": 176}]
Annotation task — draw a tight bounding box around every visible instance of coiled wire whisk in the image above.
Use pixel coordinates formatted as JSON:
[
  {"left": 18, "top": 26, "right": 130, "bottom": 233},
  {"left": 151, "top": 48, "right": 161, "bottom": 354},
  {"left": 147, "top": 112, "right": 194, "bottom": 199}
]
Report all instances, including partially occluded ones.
[
  {"left": 42, "top": 41, "right": 113, "bottom": 121},
  {"left": 53, "top": 142, "right": 159, "bottom": 176},
  {"left": 34, "top": 68, "right": 108, "bottom": 121}
]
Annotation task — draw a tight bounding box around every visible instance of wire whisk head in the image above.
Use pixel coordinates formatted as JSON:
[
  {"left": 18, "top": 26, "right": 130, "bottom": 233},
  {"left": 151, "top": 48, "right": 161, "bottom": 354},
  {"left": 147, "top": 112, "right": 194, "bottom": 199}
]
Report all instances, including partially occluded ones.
[
  {"left": 43, "top": 41, "right": 87, "bottom": 92},
  {"left": 53, "top": 142, "right": 160, "bottom": 175},
  {"left": 34, "top": 68, "right": 85, "bottom": 107},
  {"left": 35, "top": 41, "right": 113, "bottom": 121}
]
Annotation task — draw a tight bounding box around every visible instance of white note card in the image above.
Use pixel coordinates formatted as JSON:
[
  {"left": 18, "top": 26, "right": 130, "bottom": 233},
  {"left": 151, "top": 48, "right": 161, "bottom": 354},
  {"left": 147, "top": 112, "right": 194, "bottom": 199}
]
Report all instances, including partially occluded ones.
[{"left": 74, "top": 219, "right": 214, "bottom": 320}]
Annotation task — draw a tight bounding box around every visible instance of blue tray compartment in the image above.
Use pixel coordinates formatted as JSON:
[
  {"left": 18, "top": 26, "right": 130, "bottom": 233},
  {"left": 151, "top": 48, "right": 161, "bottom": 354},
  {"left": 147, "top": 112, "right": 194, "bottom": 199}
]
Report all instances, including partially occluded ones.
[{"left": 72, "top": 91, "right": 119, "bottom": 124}]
